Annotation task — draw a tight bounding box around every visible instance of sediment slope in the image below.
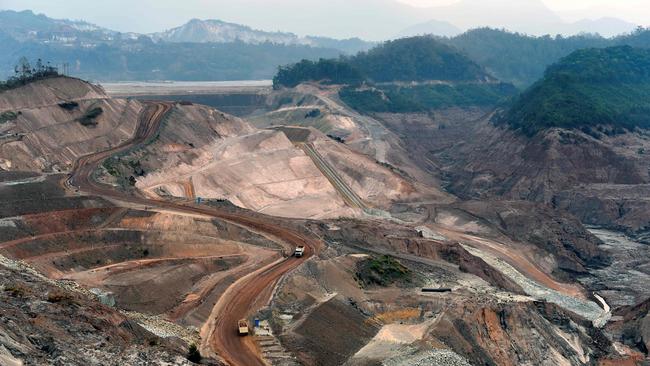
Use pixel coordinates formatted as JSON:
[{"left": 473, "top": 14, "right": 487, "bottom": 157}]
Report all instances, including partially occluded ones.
[{"left": 137, "top": 128, "right": 355, "bottom": 219}]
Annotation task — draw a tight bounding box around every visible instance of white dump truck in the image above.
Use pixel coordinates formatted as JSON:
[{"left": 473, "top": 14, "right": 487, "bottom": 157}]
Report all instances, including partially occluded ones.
[{"left": 294, "top": 245, "right": 305, "bottom": 257}]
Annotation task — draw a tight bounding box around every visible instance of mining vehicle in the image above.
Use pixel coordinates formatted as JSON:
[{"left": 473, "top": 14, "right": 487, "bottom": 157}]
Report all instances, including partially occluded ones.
[
  {"left": 294, "top": 245, "right": 305, "bottom": 257},
  {"left": 238, "top": 319, "right": 249, "bottom": 336}
]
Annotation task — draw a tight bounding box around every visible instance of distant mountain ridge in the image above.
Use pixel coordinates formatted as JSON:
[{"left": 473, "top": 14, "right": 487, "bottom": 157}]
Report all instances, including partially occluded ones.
[
  {"left": 0, "top": 10, "right": 372, "bottom": 53},
  {"left": 397, "top": 20, "right": 462, "bottom": 38},
  {"left": 150, "top": 18, "right": 373, "bottom": 53},
  {"left": 401, "top": 16, "right": 637, "bottom": 39},
  {"left": 0, "top": 10, "right": 371, "bottom": 81},
  {"left": 152, "top": 18, "right": 307, "bottom": 44}
]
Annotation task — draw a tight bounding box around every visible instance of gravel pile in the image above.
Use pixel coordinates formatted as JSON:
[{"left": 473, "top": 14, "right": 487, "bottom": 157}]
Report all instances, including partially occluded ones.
[{"left": 383, "top": 349, "right": 473, "bottom": 366}]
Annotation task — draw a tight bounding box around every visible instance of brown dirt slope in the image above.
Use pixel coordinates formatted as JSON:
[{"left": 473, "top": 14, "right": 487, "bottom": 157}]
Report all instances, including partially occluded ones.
[{"left": 0, "top": 77, "right": 143, "bottom": 172}]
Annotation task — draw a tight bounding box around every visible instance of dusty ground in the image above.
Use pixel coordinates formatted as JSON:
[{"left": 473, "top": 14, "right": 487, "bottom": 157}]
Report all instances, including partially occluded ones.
[
  {"left": 268, "top": 226, "right": 628, "bottom": 366},
  {"left": 110, "top": 95, "right": 441, "bottom": 219}
]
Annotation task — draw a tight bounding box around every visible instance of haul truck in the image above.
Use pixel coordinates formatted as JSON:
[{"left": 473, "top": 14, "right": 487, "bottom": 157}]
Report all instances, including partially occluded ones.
[
  {"left": 238, "top": 319, "right": 249, "bottom": 336},
  {"left": 294, "top": 245, "right": 305, "bottom": 258}
]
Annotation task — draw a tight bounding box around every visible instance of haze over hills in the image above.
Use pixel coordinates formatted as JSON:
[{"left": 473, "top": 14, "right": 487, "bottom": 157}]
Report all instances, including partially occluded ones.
[
  {"left": 0, "top": 8, "right": 646, "bottom": 84},
  {"left": 397, "top": 20, "right": 462, "bottom": 38},
  {"left": 151, "top": 18, "right": 372, "bottom": 53},
  {"left": 2, "top": 0, "right": 643, "bottom": 40},
  {"left": 415, "top": 0, "right": 639, "bottom": 37},
  {"left": 0, "top": 10, "right": 360, "bottom": 81}
]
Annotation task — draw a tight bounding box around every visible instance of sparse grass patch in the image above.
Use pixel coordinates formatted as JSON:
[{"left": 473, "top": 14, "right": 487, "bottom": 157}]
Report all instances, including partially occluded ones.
[
  {"left": 355, "top": 255, "right": 413, "bottom": 287},
  {"left": 0, "top": 111, "right": 19, "bottom": 123},
  {"left": 102, "top": 158, "right": 120, "bottom": 177},
  {"left": 371, "top": 308, "right": 421, "bottom": 324},
  {"left": 305, "top": 109, "right": 321, "bottom": 118},
  {"left": 3, "top": 283, "right": 29, "bottom": 297},
  {"left": 46, "top": 289, "right": 76, "bottom": 304}
]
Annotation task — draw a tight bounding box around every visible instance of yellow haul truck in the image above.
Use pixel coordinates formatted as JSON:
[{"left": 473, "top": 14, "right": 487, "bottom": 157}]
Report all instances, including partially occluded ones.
[{"left": 238, "top": 319, "right": 249, "bottom": 336}]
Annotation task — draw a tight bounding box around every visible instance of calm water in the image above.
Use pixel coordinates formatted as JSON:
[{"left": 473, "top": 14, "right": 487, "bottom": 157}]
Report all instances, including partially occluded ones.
[{"left": 100, "top": 80, "right": 273, "bottom": 95}]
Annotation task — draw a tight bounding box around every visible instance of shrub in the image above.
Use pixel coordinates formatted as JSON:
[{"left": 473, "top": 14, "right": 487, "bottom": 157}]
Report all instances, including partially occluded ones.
[
  {"left": 78, "top": 107, "right": 103, "bottom": 126},
  {"left": 47, "top": 289, "right": 75, "bottom": 303},
  {"left": 187, "top": 343, "right": 202, "bottom": 363},
  {"left": 3, "top": 284, "right": 28, "bottom": 297},
  {"left": 355, "top": 255, "right": 412, "bottom": 287},
  {"left": 305, "top": 109, "right": 321, "bottom": 118},
  {"left": 0, "top": 111, "right": 18, "bottom": 123},
  {"left": 499, "top": 46, "right": 650, "bottom": 135},
  {"left": 58, "top": 101, "right": 79, "bottom": 111}
]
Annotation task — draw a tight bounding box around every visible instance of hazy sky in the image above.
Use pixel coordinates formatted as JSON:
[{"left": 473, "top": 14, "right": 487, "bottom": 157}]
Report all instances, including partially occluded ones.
[{"left": 0, "top": 0, "right": 648, "bottom": 39}]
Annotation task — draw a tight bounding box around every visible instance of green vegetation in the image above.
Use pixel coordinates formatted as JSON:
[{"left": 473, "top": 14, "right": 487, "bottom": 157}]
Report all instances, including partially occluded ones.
[
  {"left": 350, "top": 36, "right": 487, "bottom": 83},
  {"left": 102, "top": 158, "right": 120, "bottom": 177},
  {"left": 498, "top": 46, "right": 650, "bottom": 136},
  {"left": 304, "top": 109, "right": 321, "bottom": 118},
  {"left": 78, "top": 107, "right": 103, "bottom": 126},
  {"left": 187, "top": 343, "right": 201, "bottom": 363},
  {"left": 441, "top": 27, "right": 650, "bottom": 88},
  {"left": 273, "top": 36, "right": 489, "bottom": 89},
  {"left": 0, "top": 57, "right": 59, "bottom": 92},
  {"left": 58, "top": 101, "right": 79, "bottom": 111},
  {"left": 273, "top": 36, "right": 516, "bottom": 111},
  {"left": 339, "top": 87, "right": 420, "bottom": 113},
  {"left": 0, "top": 111, "right": 18, "bottom": 123},
  {"left": 355, "top": 255, "right": 412, "bottom": 287},
  {"left": 273, "top": 58, "right": 364, "bottom": 88},
  {"left": 340, "top": 83, "right": 517, "bottom": 113}
]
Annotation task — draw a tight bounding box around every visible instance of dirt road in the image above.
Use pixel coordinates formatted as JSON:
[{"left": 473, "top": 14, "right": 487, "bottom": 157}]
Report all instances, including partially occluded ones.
[{"left": 68, "top": 101, "right": 321, "bottom": 365}]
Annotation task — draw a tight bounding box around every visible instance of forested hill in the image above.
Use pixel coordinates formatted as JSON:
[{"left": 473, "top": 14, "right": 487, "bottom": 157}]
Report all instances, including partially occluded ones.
[
  {"left": 273, "top": 36, "right": 491, "bottom": 88},
  {"left": 498, "top": 46, "right": 650, "bottom": 136},
  {"left": 348, "top": 37, "right": 490, "bottom": 83},
  {"left": 442, "top": 27, "right": 650, "bottom": 88}
]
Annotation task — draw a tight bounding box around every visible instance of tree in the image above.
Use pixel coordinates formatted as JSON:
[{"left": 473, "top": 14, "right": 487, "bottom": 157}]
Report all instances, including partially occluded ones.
[
  {"left": 18, "top": 57, "right": 32, "bottom": 79},
  {"left": 35, "top": 58, "right": 44, "bottom": 74}
]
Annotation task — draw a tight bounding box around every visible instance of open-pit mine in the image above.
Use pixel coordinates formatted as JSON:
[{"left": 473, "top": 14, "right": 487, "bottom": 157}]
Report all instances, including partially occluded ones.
[{"left": 0, "top": 75, "right": 647, "bottom": 366}]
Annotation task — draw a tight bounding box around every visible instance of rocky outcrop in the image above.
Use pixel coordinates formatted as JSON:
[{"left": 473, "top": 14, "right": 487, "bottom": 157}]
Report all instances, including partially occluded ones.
[
  {"left": 614, "top": 298, "right": 650, "bottom": 356},
  {"left": 0, "top": 255, "right": 195, "bottom": 365},
  {"left": 446, "top": 200, "right": 608, "bottom": 277},
  {"left": 431, "top": 301, "right": 614, "bottom": 366},
  {"left": 378, "top": 108, "right": 650, "bottom": 239}
]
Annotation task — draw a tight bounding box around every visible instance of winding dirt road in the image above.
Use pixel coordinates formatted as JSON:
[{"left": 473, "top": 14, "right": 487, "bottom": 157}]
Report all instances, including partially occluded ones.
[{"left": 68, "top": 101, "right": 321, "bottom": 365}]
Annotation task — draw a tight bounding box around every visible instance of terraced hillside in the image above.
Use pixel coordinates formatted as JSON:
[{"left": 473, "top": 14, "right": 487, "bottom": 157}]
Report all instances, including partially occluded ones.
[{"left": 0, "top": 75, "right": 647, "bottom": 366}]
